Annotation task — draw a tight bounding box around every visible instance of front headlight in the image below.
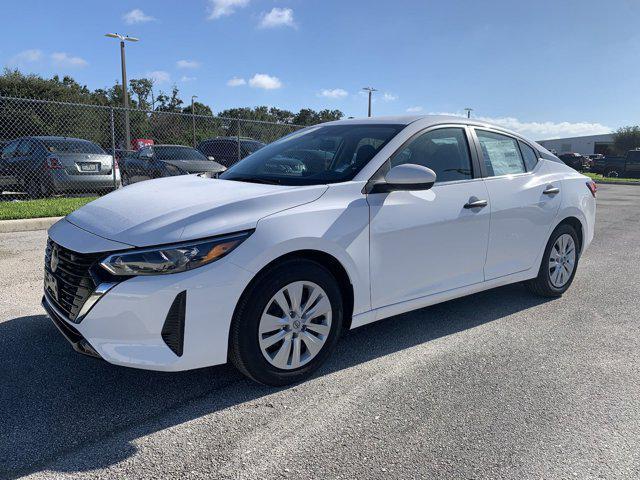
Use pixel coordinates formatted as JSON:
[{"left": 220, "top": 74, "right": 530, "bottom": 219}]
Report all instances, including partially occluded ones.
[{"left": 99, "top": 231, "right": 252, "bottom": 276}]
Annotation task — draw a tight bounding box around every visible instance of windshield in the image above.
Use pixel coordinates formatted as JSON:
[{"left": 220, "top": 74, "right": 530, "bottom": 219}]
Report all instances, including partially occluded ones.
[
  {"left": 155, "top": 146, "right": 208, "bottom": 161},
  {"left": 44, "top": 139, "right": 105, "bottom": 154},
  {"left": 221, "top": 124, "right": 404, "bottom": 185}
]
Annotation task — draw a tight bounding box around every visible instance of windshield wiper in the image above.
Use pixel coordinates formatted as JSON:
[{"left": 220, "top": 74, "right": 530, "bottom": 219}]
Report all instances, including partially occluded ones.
[{"left": 228, "top": 177, "right": 281, "bottom": 185}]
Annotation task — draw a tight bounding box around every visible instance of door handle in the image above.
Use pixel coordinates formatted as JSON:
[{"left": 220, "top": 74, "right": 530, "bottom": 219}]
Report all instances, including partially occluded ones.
[
  {"left": 463, "top": 198, "right": 488, "bottom": 209},
  {"left": 543, "top": 186, "right": 560, "bottom": 195}
]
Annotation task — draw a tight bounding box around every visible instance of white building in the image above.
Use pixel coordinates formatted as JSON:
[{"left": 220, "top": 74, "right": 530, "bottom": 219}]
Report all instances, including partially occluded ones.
[{"left": 537, "top": 134, "right": 614, "bottom": 156}]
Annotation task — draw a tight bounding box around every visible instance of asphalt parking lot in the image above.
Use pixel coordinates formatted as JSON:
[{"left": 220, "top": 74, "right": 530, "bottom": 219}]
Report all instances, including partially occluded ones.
[{"left": 1, "top": 184, "right": 639, "bottom": 479}]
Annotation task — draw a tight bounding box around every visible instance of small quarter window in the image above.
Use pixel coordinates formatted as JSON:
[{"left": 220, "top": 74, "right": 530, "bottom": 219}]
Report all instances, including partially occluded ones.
[{"left": 518, "top": 141, "right": 539, "bottom": 171}]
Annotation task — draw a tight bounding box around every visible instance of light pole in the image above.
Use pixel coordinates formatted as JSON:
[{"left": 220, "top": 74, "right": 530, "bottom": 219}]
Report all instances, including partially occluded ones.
[
  {"left": 105, "top": 33, "right": 139, "bottom": 151},
  {"left": 362, "top": 87, "right": 378, "bottom": 117},
  {"left": 464, "top": 107, "right": 473, "bottom": 119},
  {"left": 191, "top": 95, "right": 198, "bottom": 147}
]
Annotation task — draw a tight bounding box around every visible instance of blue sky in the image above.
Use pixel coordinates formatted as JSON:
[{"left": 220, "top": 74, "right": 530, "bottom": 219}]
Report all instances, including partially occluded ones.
[{"left": 2, "top": 0, "right": 638, "bottom": 139}]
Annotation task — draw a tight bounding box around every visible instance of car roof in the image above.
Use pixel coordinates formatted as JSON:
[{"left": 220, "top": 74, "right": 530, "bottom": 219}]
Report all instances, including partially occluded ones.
[
  {"left": 24, "top": 136, "right": 94, "bottom": 142},
  {"left": 152, "top": 144, "right": 196, "bottom": 148}
]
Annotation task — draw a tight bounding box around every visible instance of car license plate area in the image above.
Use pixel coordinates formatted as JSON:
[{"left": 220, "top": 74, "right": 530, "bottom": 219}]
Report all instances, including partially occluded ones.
[{"left": 78, "top": 162, "right": 99, "bottom": 172}]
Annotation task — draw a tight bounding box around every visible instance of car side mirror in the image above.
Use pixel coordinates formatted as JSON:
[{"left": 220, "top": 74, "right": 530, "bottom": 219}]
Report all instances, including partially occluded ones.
[
  {"left": 370, "top": 164, "right": 437, "bottom": 193},
  {"left": 208, "top": 156, "right": 216, "bottom": 161}
]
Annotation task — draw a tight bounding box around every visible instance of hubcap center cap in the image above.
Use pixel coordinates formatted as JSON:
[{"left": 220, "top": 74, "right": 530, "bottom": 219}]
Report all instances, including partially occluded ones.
[{"left": 292, "top": 319, "right": 301, "bottom": 330}]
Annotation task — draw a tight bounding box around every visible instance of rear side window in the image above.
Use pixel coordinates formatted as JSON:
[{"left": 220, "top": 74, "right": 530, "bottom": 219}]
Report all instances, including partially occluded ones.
[
  {"left": 43, "top": 139, "right": 105, "bottom": 154},
  {"left": 17, "top": 140, "right": 35, "bottom": 156},
  {"left": 518, "top": 141, "right": 539, "bottom": 171},
  {"left": 2, "top": 140, "right": 19, "bottom": 158},
  {"left": 476, "top": 130, "right": 525, "bottom": 176},
  {"left": 628, "top": 151, "right": 640, "bottom": 162},
  {"left": 390, "top": 127, "right": 473, "bottom": 183}
]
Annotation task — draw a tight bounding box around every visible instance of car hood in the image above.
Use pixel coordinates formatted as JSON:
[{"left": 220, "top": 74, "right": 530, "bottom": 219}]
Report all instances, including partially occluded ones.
[
  {"left": 66, "top": 175, "right": 328, "bottom": 247},
  {"left": 161, "top": 159, "right": 226, "bottom": 173}
]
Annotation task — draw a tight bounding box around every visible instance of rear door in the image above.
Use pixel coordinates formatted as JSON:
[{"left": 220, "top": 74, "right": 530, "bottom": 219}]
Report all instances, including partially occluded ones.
[
  {"left": 471, "top": 129, "right": 561, "bottom": 279},
  {"left": 626, "top": 151, "right": 640, "bottom": 176}
]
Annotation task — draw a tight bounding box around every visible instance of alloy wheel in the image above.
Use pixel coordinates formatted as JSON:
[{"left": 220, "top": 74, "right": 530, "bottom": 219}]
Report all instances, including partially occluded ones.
[
  {"left": 258, "top": 281, "right": 332, "bottom": 370},
  {"left": 549, "top": 233, "right": 576, "bottom": 288}
]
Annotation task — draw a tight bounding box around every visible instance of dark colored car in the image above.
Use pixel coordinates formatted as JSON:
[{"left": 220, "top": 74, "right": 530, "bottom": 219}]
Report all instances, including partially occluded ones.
[
  {"left": 121, "top": 145, "right": 226, "bottom": 185},
  {"left": 0, "top": 136, "right": 120, "bottom": 197},
  {"left": 591, "top": 150, "right": 640, "bottom": 178},
  {"left": 197, "top": 137, "right": 266, "bottom": 168},
  {"left": 558, "top": 152, "right": 589, "bottom": 172}
]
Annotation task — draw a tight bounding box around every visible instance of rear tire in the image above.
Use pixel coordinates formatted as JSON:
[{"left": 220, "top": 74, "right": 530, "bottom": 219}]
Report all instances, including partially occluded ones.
[
  {"left": 229, "top": 259, "right": 344, "bottom": 386},
  {"left": 526, "top": 223, "right": 580, "bottom": 297},
  {"left": 26, "top": 178, "right": 50, "bottom": 198}
]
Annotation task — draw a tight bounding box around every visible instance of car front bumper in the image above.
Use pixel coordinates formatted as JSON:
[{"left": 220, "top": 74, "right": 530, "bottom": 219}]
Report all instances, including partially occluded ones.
[{"left": 43, "top": 224, "right": 254, "bottom": 371}]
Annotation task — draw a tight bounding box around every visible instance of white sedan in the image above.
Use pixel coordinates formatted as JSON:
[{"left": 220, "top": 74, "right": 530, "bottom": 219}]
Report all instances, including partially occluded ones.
[{"left": 42, "top": 116, "right": 596, "bottom": 385}]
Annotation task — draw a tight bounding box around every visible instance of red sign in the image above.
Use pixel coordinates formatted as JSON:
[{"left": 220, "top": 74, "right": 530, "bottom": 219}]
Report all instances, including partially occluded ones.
[{"left": 132, "top": 138, "right": 154, "bottom": 150}]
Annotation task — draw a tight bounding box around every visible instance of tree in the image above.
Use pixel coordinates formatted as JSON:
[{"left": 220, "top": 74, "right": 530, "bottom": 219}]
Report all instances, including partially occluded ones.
[
  {"left": 613, "top": 126, "right": 640, "bottom": 155},
  {"left": 129, "top": 78, "right": 154, "bottom": 110},
  {"left": 155, "top": 85, "right": 183, "bottom": 112}
]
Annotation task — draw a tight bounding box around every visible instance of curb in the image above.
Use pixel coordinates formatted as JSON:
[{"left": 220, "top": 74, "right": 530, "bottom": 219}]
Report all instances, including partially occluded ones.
[
  {"left": 594, "top": 180, "right": 640, "bottom": 186},
  {"left": 0, "top": 216, "right": 62, "bottom": 233}
]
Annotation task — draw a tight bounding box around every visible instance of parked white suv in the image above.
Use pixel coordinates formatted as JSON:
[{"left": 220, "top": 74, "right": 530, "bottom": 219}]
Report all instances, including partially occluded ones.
[{"left": 42, "top": 116, "right": 596, "bottom": 385}]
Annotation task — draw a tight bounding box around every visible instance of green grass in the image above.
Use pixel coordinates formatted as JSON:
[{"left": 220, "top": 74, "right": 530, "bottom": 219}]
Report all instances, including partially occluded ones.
[
  {"left": 585, "top": 172, "right": 640, "bottom": 184},
  {"left": 0, "top": 196, "right": 98, "bottom": 220}
]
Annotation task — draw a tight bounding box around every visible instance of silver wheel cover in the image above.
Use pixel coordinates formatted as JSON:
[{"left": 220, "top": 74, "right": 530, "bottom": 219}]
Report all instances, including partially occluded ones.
[
  {"left": 258, "top": 281, "right": 332, "bottom": 370},
  {"left": 549, "top": 234, "right": 576, "bottom": 288}
]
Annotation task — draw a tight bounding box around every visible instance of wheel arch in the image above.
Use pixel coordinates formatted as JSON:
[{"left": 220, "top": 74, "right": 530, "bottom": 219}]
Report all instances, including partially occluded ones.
[
  {"left": 233, "top": 249, "right": 355, "bottom": 331},
  {"left": 556, "top": 216, "right": 584, "bottom": 253}
]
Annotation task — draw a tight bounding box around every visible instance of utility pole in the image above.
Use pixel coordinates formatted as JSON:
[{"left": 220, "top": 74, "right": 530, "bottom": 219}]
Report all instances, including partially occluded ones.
[
  {"left": 362, "top": 87, "right": 378, "bottom": 117},
  {"left": 464, "top": 107, "right": 473, "bottom": 119},
  {"left": 191, "top": 95, "right": 198, "bottom": 147},
  {"left": 105, "top": 33, "right": 139, "bottom": 151}
]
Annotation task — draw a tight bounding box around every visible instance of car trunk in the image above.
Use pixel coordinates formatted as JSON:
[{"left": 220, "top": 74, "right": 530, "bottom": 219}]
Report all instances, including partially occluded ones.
[{"left": 54, "top": 153, "right": 114, "bottom": 176}]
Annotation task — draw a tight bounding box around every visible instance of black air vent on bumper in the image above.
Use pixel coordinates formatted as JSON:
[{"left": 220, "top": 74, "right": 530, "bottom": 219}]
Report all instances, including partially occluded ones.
[{"left": 161, "top": 291, "right": 186, "bottom": 357}]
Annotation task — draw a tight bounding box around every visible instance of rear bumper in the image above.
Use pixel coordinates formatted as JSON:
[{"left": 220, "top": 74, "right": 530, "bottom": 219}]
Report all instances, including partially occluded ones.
[{"left": 50, "top": 170, "right": 121, "bottom": 192}]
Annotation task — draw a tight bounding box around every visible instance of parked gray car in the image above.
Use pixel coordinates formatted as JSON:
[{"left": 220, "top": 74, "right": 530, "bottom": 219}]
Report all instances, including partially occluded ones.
[{"left": 0, "top": 136, "right": 120, "bottom": 197}]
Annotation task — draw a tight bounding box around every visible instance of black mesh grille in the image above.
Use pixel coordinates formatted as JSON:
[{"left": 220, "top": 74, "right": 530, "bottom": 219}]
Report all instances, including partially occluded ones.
[
  {"left": 44, "top": 238, "right": 101, "bottom": 322},
  {"left": 162, "top": 291, "right": 186, "bottom": 357}
]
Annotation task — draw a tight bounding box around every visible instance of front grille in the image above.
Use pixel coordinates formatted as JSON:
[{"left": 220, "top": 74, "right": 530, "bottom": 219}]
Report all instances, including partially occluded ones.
[{"left": 44, "top": 238, "right": 102, "bottom": 322}]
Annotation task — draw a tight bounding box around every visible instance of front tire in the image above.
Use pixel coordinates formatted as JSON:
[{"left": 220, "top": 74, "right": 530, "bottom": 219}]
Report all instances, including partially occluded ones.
[
  {"left": 229, "top": 259, "right": 344, "bottom": 386},
  {"left": 526, "top": 223, "right": 580, "bottom": 297}
]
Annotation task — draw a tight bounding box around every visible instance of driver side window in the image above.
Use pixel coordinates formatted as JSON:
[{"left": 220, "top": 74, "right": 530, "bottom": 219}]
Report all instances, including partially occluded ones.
[{"left": 390, "top": 128, "right": 473, "bottom": 183}]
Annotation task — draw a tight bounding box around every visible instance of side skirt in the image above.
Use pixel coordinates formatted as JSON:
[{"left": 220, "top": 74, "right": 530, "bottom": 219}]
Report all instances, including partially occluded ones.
[{"left": 350, "top": 268, "right": 536, "bottom": 330}]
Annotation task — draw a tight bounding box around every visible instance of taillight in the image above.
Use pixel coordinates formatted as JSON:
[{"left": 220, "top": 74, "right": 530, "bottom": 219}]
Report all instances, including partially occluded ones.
[
  {"left": 46, "top": 157, "right": 63, "bottom": 170},
  {"left": 586, "top": 180, "right": 597, "bottom": 198}
]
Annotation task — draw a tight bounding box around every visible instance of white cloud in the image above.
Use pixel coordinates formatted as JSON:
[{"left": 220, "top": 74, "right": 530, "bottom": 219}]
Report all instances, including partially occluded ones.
[
  {"left": 319, "top": 88, "right": 348, "bottom": 99},
  {"left": 146, "top": 70, "right": 171, "bottom": 84},
  {"left": 259, "top": 7, "right": 296, "bottom": 28},
  {"left": 7, "top": 49, "right": 43, "bottom": 67},
  {"left": 428, "top": 111, "right": 612, "bottom": 139},
  {"left": 227, "top": 76, "right": 247, "bottom": 87},
  {"left": 406, "top": 106, "right": 423, "bottom": 113},
  {"left": 123, "top": 8, "right": 156, "bottom": 24},
  {"left": 51, "top": 52, "right": 88, "bottom": 68},
  {"left": 176, "top": 59, "right": 200, "bottom": 69},
  {"left": 249, "top": 73, "right": 282, "bottom": 90},
  {"left": 207, "top": 0, "right": 249, "bottom": 19},
  {"left": 383, "top": 93, "right": 398, "bottom": 102},
  {"left": 180, "top": 75, "right": 197, "bottom": 82}
]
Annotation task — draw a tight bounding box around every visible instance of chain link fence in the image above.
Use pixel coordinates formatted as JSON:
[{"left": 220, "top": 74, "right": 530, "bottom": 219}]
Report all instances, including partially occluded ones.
[{"left": 0, "top": 96, "right": 303, "bottom": 201}]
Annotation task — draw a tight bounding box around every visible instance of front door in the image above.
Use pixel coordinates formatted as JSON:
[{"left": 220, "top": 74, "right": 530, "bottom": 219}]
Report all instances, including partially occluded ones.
[{"left": 368, "top": 126, "right": 491, "bottom": 309}]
